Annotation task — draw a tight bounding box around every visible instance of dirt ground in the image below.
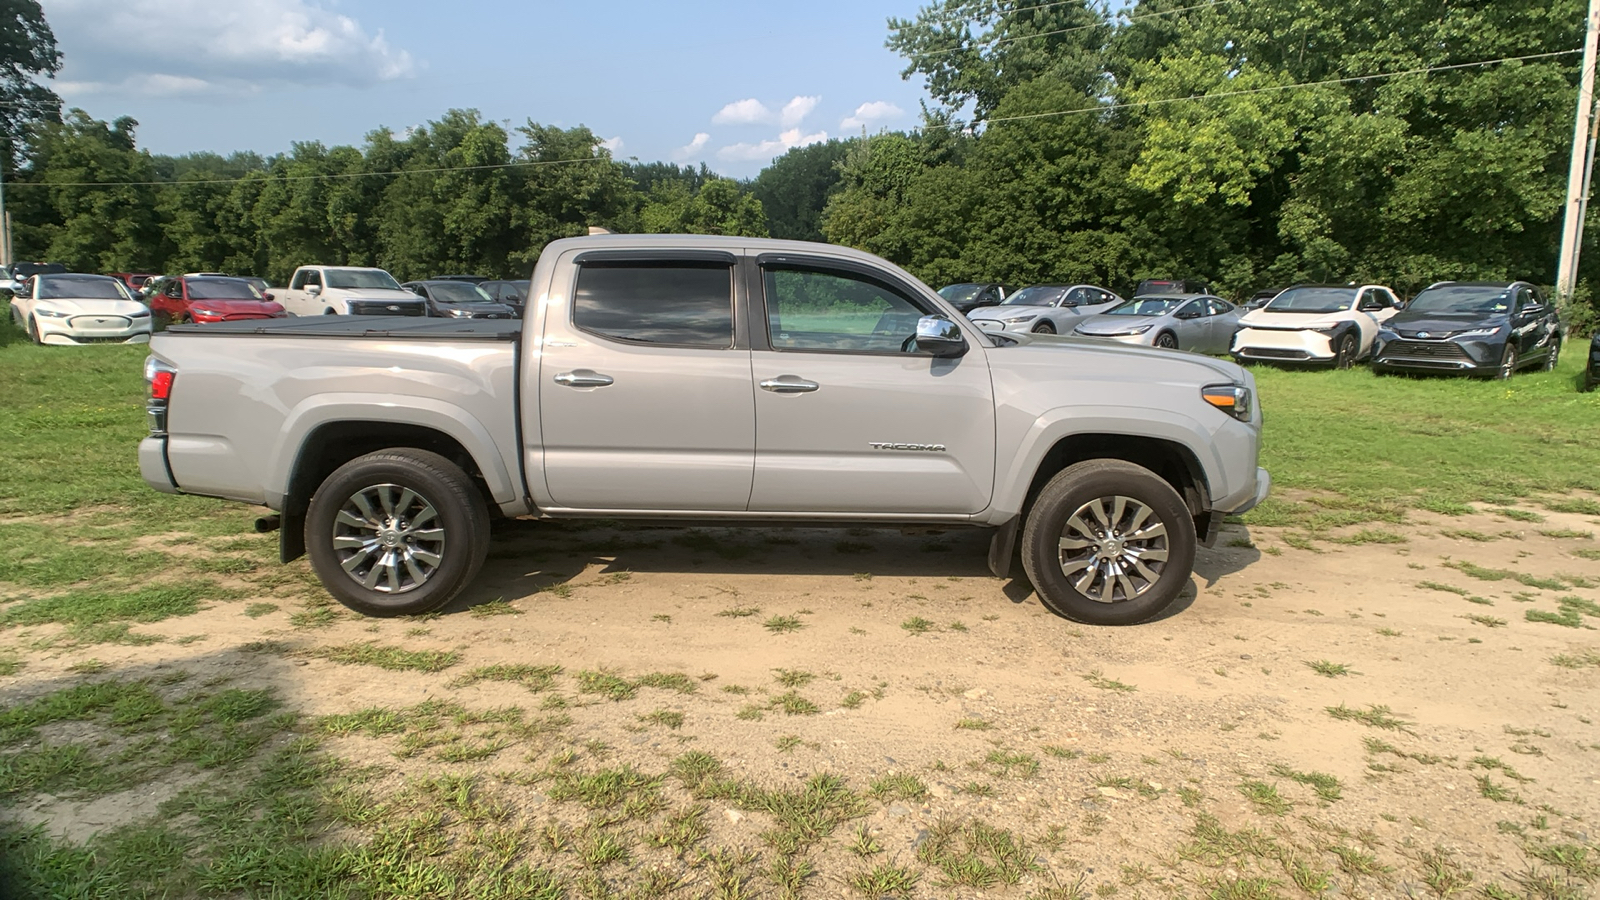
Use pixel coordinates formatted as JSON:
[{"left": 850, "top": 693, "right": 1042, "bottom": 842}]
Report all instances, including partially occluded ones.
[{"left": 4, "top": 499, "right": 1599, "bottom": 897}]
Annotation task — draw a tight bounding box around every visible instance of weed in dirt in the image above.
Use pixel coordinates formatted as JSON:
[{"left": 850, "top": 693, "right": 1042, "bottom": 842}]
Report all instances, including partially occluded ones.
[
  {"left": 764, "top": 615, "right": 804, "bottom": 634},
  {"left": 1574, "top": 548, "right": 1600, "bottom": 561},
  {"left": 1376, "top": 627, "right": 1404, "bottom": 637},
  {"left": 451, "top": 663, "right": 562, "bottom": 692},
  {"left": 1476, "top": 775, "right": 1523, "bottom": 804},
  {"left": 1418, "top": 580, "right": 1471, "bottom": 596},
  {"left": 773, "top": 669, "right": 815, "bottom": 688},
  {"left": 901, "top": 616, "right": 936, "bottom": 635},
  {"left": 1238, "top": 780, "right": 1291, "bottom": 815},
  {"left": 547, "top": 765, "right": 664, "bottom": 810},
  {"left": 1526, "top": 596, "right": 1600, "bottom": 628},
  {"left": 1465, "top": 614, "right": 1508, "bottom": 627},
  {"left": 1327, "top": 704, "right": 1413, "bottom": 732},
  {"left": 1268, "top": 765, "right": 1343, "bottom": 801},
  {"left": 775, "top": 735, "right": 802, "bottom": 753},
  {"left": 1540, "top": 528, "right": 1593, "bottom": 539},
  {"left": 1445, "top": 560, "right": 1570, "bottom": 591},
  {"left": 868, "top": 773, "right": 928, "bottom": 802},
  {"left": 243, "top": 602, "right": 278, "bottom": 618},
  {"left": 1551, "top": 651, "right": 1600, "bottom": 669},
  {"left": 640, "top": 709, "right": 684, "bottom": 730},
  {"left": 635, "top": 672, "right": 698, "bottom": 694},
  {"left": 1334, "top": 529, "right": 1407, "bottom": 545},
  {"left": 720, "top": 684, "right": 751, "bottom": 695},
  {"left": 1306, "top": 660, "right": 1354, "bottom": 677},
  {"left": 1081, "top": 670, "right": 1136, "bottom": 692},
  {"left": 770, "top": 692, "right": 819, "bottom": 716},
  {"left": 1492, "top": 507, "right": 1545, "bottom": 522},
  {"left": 954, "top": 718, "right": 991, "bottom": 731},
  {"left": 848, "top": 824, "right": 883, "bottom": 857},
  {"left": 469, "top": 600, "right": 521, "bottom": 618},
  {"left": 717, "top": 606, "right": 760, "bottom": 618},
  {"left": 287, "top": 603, "right": 339, "bottom": 629},
  {"left": 577, "top": 669, "right": 636, "bottom": 701},
  {"left": 984, "top": 750, "right": 1041, "bottom": 779},
  {"left": 0, "top": 582, "right": 222, "bottom": 628},
  {"left": 841, "top": 691, "right": 869, "bottom": 709},
  {"left": 852, "top": 572, "right": 872, "bottom": 582},
  {"left": 311, "top": 642, "right": 459, "bottom": 673},
  {"left": 736, "top": 705, "right": 765, "bottom": 721},
  {"left": 651, "top": 613, "right": 672, "bottom": 623},
  {"left": 848, "top": 862, "right": 919, "bottom": 899},
  {"left": 962, "top": 782, "right": 995, "bottom": 797},
  {"left": 1545, "top": 497, "right": 1600, "bottom": 515},
  {"left": 1441, "top": 529, "right": 1506, "bottom": 542},
  {"left": 1044, "top": 745, "right": 1081, "bottom": 759}
]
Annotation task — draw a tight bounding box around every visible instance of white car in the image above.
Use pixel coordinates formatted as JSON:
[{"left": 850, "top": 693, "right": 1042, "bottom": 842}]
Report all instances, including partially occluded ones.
[
  {"left": 1230, "top": 283, "right": 1402, "bottom": 368},
  {"left": 9, "top": 273, "right": 152, "bottom": 345},
  {"left": 967, "top": 284, "right": 1124, "bottom": 334}
]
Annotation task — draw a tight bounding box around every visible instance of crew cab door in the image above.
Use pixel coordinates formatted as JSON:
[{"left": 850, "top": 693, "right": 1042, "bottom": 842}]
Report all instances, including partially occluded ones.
[
  {"left": 747, "top": 255, "right": 996, "bottom": 515},
  {"left": 535, "top": 251, "right": 756, "bottom": 511}
]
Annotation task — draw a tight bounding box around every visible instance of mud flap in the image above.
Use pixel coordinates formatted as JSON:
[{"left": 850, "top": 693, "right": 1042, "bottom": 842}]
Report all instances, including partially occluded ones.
[
  {"left": 987, "top": 518, "right": 1020, "bottom": 579},
  {"left": 280, "top": 510, "right": 307, "bottom": 563},
  {"left": 1196, "top": 510, "right": 1223, "bottom": 548}
]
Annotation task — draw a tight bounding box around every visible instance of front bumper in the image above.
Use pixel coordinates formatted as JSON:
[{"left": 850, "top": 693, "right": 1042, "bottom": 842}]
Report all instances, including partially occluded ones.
[
  {"left": 1371, "top": 335, "right": 1500, "bottom": 373},
  {"left": 37, "top": 315, "right": 152, "bottom": 345},
  {"left": 1217, "top": 467, "right": 1272, "bottom": 516},
  {"left": 973, "top": 318, "right": 1035, "bottom": 334},
  {"left": 1074, "top": 330, "right": 1155, "bottom": 346},
  {"left": 1232, "top": 328, "right": 1335, "bottom": 363}
]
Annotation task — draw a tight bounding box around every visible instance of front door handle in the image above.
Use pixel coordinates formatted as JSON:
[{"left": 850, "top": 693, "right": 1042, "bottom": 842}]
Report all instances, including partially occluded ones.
[
  {"left": 760, "top": 376, "right": 820, "bottom": 394},
  {"left": 554, "top": 370, "right": 614, "bottom": 388}
]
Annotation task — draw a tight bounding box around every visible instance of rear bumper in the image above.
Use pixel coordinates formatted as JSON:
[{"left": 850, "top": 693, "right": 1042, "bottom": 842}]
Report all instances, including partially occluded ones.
[{"left": 139, "top": 437, "right": 179, "bottom": 494}]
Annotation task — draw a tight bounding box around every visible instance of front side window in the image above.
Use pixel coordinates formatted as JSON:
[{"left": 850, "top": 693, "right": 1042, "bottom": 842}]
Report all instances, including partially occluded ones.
[
  {"left": 764, "top": 265, "right": 930, "bottom": 353},
  {"left": 573, "top": 262, "right": 734, "bottom": 348}
]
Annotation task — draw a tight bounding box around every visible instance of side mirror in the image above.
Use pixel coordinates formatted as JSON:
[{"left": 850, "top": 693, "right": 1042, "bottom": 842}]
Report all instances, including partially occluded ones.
[
  {"left": 1392, "top": 301, "right": 1406, "bottom": 311},
  {"left": 262, "top": 292, "right": 275, "bottom": 302},
  {"left": 307, "top": 284, "right": 322, "bottom": 296},
  {"left": 916, "top": 316, "right": 968, "bottom": 357}
]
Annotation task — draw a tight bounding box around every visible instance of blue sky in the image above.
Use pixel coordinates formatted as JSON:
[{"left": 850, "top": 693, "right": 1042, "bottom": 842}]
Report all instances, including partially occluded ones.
[{"left": 39, "top": 0, "right": 935, "bottom": 178}]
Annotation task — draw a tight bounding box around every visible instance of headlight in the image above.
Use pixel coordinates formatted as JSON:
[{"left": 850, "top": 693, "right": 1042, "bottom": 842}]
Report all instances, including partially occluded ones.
[
  {"left": 1453, "top": 326, "right": 1503, "bottom": 339},
  {"left": 35, "top": 307, "right": 71, "bottom": 318},
  {"left": 1308, "top": 323, "right": 1342, "bottom": 333},
  {"left": 191, "top": 309, "right": 221, "bottom": 318},
  {"left": 1001, "top": 313, "right": 1037, "bottom": 324},
  {"left": 1112, "top": 324, "right": 1154, "bottom": 336},
  {"left": 129, "top": 308, "right": 151, "bottom": 318},
  {"left": 447, "top": 307, "right": 474, "bottom": 318},
  {"left": 1202, "top": 384, "right": 1252, "bottom": 421}
]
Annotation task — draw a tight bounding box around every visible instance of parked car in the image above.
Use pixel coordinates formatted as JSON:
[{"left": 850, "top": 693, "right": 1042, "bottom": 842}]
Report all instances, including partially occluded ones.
[
  {"left": 401, "top": 280, "right": 517, "bottom": 319},
  {"left": 2, "top": 262, "right": 67, "bottom": 294},
  {"left": 1243, "top": 288, "right": 1282, "bottom": 310},
  {"left": 149, "top": 275, "right": 287, "bottom": 325},
  {"left": 967, "top": 284, "right": 1123, "bottom": 334},
  {"left": 1230, "top": 284, "right": 1402, "bottom": 369},
  {"left": 431, "top": 274, "right": 490, "bottom": 284},
  {"left": 1585, "top": 332, "right": 1599, "bottom": 392},
  {"left": 478, "top": 279, "right": 528, "bottom": 315},
  {"left": 1073, "top": 294, "right": 1241, "bottom": 353},
  {"left": 936, "top": 282, "right": 1010, "bottom": 313},
  {"left": 140, "top": 234, "right": 1269, "bottom": 626},
  {"left": 1371, "top": 281, "right": 1562, "bottom": 379},
  {"left": 9, "top": 272, "right": 151, "bottom": 345},
  {"left": 275, "top": 266, "right": 427, "bottom": 317},
  {"left": 1135, "top": 278, "right": 1211, "bottom": 297},
  {"left": 240, "top": 277, "right": 273, "bottom": 297},
  {"left": 110, "top": 272, "right": 158, "bottom": 292}
]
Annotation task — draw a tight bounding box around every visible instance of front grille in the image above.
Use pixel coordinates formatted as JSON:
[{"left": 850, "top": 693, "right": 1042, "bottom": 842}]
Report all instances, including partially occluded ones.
[
  {"left": 75, "top": 336, "right": 131, "bottom": 344},
  {"left": 348, "top": 301, "right": 425, "bottom": 316},
  {"left": 1240, "top": 348, "right": 1310, "bottom": 359},
  {"left": 223, "top": 314, "right": 272, "bottom": 321},
  {"left": 69, "top": 315, "right": 130, "bottom": 329},
  {"left": 1383, "top": 340, "right": 1470, "bottom": 361}
]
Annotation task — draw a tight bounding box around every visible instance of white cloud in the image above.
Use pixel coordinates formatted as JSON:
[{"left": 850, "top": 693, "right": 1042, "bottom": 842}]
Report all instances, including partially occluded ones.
[
  {"left": 712, "top": 98, "right": 771, "bottom": 125},
  {"left": 717, "top": 128, "right": 828, "bottom": 162},
  {"left": 599, "top": 136, "right": 624, "bottom": 153},
  {"left": 43, "top": 0, "right": 415, "bottom": 96},
  {"left": 841, "top": 101, "right": 906, "bottom": 131},
  {"left": 779, "top": 95, "right": 820, "bottom": 128},
  {"left": 674, "top": 132, "right": 712, "bottom": 160}
]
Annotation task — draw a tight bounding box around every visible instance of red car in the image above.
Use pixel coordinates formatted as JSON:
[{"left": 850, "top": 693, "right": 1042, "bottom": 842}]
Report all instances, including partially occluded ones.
[
  {"left": 110, "top": 272, "right": 157, "bottom": 291},
  {"left": 149, "top": 276, "right": 287, "bottom": 324}
]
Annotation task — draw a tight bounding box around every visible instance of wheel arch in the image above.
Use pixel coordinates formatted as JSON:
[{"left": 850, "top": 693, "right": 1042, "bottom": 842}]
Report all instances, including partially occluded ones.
[{"left": 1018, "top": 432, "right": 1209, "bottom": 524}]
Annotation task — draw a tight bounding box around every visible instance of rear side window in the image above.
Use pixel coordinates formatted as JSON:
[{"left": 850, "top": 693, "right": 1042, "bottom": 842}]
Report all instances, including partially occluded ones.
[{"left": 573, "top": 262, "right": 734, "bottom": 348}]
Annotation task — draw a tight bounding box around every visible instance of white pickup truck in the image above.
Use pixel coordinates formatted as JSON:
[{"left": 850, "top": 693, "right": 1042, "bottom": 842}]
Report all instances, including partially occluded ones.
[
  {"left": 140, "top": 235, "right": 1269, "bottom": 625},
  {"left": 275, "top": 266, "right": 428, "bottom": 317}
]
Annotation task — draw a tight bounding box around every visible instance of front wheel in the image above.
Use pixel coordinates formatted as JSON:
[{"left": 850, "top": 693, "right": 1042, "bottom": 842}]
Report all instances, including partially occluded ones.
[
  {"left": 1020, "top": 459, "right": 1197, "bottom": 625},
  {"left": 27, "top": 316, "right": 42, "bottom": 345},
  {"left": 1032, "top": 321, "right": 1056, "bottom": 335},
  {"left": 1542, "top": 338, "right": 1561, "bottom": 372},
  {"left": 305, "top": 449, "right": 490, "bottom": 616},
  {"left": 1154, "top": 331, "right": 1178, "bottom": 350},
  {"left": 1333, "top": 332, "right": 1358, "bottom": 369},
  {"left": 1494, "top": 345, "right": 1518, "bottom": 380}
]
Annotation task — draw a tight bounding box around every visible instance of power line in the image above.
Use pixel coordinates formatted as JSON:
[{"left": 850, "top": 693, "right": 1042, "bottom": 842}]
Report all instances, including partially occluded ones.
[
  {"left": 979, "top": 48, "right": 1583, "bottom": 125},
  {"left": 6, "top": 154, "right": 612, "bottom": 189}
]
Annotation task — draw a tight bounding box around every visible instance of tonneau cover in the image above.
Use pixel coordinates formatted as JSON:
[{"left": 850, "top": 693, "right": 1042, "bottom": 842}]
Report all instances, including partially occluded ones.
[{"left": 164, "top": 316, "right": 521, "bottom": 341}]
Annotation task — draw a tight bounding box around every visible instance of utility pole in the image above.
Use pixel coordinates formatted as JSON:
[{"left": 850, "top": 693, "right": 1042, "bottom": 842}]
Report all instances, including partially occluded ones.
[{"left": 1557, "top": 0, "right": 1600, "bottom": 300}]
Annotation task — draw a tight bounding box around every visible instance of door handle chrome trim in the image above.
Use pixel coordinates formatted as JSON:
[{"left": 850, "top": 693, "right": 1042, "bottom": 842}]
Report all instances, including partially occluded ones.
[
  {"left": 554, "top": 370, "right": 614, "bottom": 388},
  {"left": 760, "top": 377, "right": 820, "bottom": 394}
]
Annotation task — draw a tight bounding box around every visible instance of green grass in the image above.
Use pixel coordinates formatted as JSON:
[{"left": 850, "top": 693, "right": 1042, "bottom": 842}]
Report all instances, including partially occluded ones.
[
  {"left": 1305, "top": 660, "right": 1354, "bottom": 677},
  {"left": 0, "top": 582, "right": 225, "bottom": 628},
  {"left": 1326, "top": 703, "right": 1413, "bottom": 732},
  {"left": 311, "top": 643, "right": 461, "bottom": 673}
]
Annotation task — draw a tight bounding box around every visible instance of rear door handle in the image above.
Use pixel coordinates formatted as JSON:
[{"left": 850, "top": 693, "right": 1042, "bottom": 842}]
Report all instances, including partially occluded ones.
[
  {"left": 759, "top": 376, "right": 820, "bottom": 394},
  {"left": 554, "top": 370, "right": 614, "bottom": 388}
]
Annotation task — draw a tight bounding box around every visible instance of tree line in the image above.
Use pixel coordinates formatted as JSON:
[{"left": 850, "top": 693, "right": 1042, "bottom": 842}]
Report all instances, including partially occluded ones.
[{"left": 3, "top": 0, "right": 1597, "bottom": 325}]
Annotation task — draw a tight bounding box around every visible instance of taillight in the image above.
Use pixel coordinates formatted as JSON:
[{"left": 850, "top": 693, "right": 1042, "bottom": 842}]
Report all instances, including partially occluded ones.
[{"left": 144, "top": 356, "right": 176, "bottom": 434}]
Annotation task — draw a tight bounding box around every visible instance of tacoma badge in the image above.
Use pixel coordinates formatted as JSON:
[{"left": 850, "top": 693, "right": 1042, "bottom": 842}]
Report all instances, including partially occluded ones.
[{"left": 869, "top": 442, "right": 947, "bottom": 452}]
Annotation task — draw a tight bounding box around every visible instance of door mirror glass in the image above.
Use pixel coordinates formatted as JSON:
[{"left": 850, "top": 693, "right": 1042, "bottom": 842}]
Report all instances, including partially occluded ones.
[
  {"left": 307, "top": 283, "right": 322, "bottom": 296},
  {"left": 916, "top": 316, "right": 967, "bottom": 356}
]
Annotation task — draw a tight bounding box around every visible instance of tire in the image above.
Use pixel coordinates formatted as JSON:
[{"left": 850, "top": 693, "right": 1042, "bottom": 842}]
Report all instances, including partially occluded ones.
[
  {"left": 1494, "top": 345, "right": 1518, "bottom": 380},
  {"left": 324, "top": 308, "right": 337, "bottom": 315},
  {"left": 305, "top": 448, "right": 490, "bottom": 617},
  {"left": 1020, "top": 459, "right": 1198, "bottom": 626},
  {"left": 1032, "top": 321, "right": 1056, "bottom": 335},
  {"left": 1333, "top": 332, "right": 1358, "bottom": 370},
  {"left": 27, "top": 316, "right": 41, "bottom": 345},
  {"left": 1154, "top": 331, "right": 1179, "bottom": 350},
  {"left": 1542, "top": 337, "right": 1561, "bottom": 372}
]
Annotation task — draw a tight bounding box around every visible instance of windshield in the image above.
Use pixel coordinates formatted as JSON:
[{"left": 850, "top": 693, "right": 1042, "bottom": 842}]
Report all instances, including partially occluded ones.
[
  {"left": 938, "top": 284, "right": 982, "bottom": 302},
  {"left": 16, "top": 263, "right": 67, "bottom": 280},
  {"left": 1265, "top": 287, "right": 1356, "bottom": 314},
  {"left": 37, "top": 276, "right": 131, "bottom": 301},
  {"left": 1001, "top": 286, "right": 1064, "bottom": 306},
  {"left": 428, "top": 282, "right": 494, "bottom": 304},
  {"left": 1105, "top": 297, "right": 1183, "bottom": 316},
  {"left": 187, "top": 279, "right": 264, "bottom": 301},
  {"left": 324, "top": 269, "right": 402, "bottom": 290},
  {"left": 1406, "top": 285, "right": 1513, "bottom": 314}
]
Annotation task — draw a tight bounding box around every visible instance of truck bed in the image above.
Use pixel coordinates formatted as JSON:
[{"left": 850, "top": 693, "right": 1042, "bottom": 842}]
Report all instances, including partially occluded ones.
[{"left": 164, "top": 317, "right": 521, "bottom": 341}]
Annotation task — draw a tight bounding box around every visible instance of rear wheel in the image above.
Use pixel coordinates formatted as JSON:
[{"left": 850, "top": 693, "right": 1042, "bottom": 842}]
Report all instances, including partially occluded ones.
[
  {"left": 1333, "top": 332, "right": 1358, "bottom": 369},
  {"left": 1032, "top": 321, "right": 1056, "bottom": 335},
  {"left": 1494, "top": 346, "right": 1518, "bottom": 380},
  {"left": 1154, "top": 331, "right": 1178, "bottom": 350},
  {"left": 1020, "top": 460, "right": 1197, "bottom": 625},
  {"left": 1542, "top": 338, "right": 1561, "bottom": 371},
  {"left": 305, "top": 449, "right": 490, "bottom": 617}
]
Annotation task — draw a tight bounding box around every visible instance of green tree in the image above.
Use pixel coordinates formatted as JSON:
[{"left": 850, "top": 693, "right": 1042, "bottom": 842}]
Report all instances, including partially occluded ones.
[
  {"left": 750, "top": 139, "right": 851, "bottom": 241},
  {"left": 639, "top": 177, "right": 768, "bottom": 237},
  {"left": 18, "top": 112, "right": 163, "bottom": 271},
  {"left": 0, "top": 0, "right": 61, "bottom": 168}
]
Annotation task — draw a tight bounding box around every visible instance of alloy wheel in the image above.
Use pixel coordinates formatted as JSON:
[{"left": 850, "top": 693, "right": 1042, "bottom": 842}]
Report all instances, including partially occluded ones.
[
  {"left": 1155, "top": 333, "right": 1178, "bottom": 349},
  {"left": 1498, "top": 347, "right": 1517, "bottom": 380},
  {"left": 331, "top": 483, "right": 446, "bottom": 593},
  {"left": 1336, "top": 334, "right": 1357, "bottom": 369},
  {"left": 1056, "top": 495, "right": 1170, "bottom": 604}
]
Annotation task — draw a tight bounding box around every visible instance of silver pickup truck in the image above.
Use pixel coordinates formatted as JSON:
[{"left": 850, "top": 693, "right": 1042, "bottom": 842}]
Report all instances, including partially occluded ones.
[{"left": 139, "top": 235, "right": 1269, "bottom": 625}]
